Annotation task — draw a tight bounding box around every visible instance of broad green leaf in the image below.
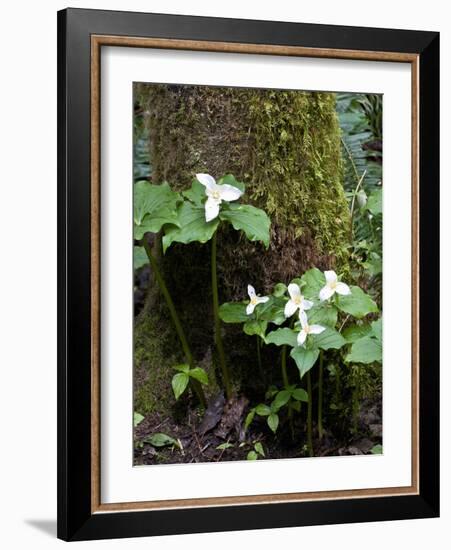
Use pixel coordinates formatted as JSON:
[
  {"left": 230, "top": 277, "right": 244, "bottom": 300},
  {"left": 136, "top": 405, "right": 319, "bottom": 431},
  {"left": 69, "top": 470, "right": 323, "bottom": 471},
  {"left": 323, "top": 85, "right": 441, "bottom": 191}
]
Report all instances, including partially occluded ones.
[
  {"left": 244, "top": 409, "right": 256, "bottom": 430},
  {"left": 345, "top": 336, "right": 382, "bottom": 364},
  {"left": 243, "top": 319, "right": 268, "bottom": 339},
  {"left": 134, "top": 181, "right": 181, "bottom": 239},
  {"left": 247, "top": 450, "right": 258, "bottom": 460},
  {"left": 133, "top": 412, "right": 144, "bottom": 427},
  {"left": 216, "top": 442, "right": 234, "bottom": 450},
  {"left": 146, "top": 433, "right": 178, "bottom": 448},
  {"left": 371, "top": 444, "right": 383, "bottom": 455},
  {"left": 342, "top": 323, "right": 372, "bottom": 343},
  {"left": 272, "top": 390, "right": 291, "bottom": 409},
  {"left": 219, "top": 203, "right": 271, "bottom": 248},
  {"left": 173, "top": 363, "right": 190, "bottom": 373},
  {"left": 367, "top": 188, "right": 382, "bottom": 215},
  {"left": 290, "top": 347, "right": 320, "bottom": 378},
  {"left": 218, "top": 302, "right": 249, "bottom": 323},
  {"left": 133, "top": 246, "right": 148, "bottom": 270},
  {"left": 258, "top": 297, "right": 286, "bottom": 325},
  {"left": 218, "top": 174, "right": 246, "bottom": 193},
  {"left": 265, "top": 328, "right": 298, "bottom": 347},
  {"left": 312, "top": 327, "right": 346, "bottom": 350},
  {"left": 255, "top": 404, "right": 271, "bottom": 416},
  {"left": 336, "top": 286, "right": 378, "bottom": 318},
  {"left": 292, "top": 388, "right": 309, "bottom": 402},
  {"left": 171, "top": 372, "right": 190, "bottom": 400},
  {"left": 183, "top": 179, "right": 206, "bottom": 206},
  {"left": 300, "top": 268, "right": 326, "bottom": 300},
  {"left": 371, "top": 318, "right": 382, "bottom": 341},
  {"left": 254, "top": 442, "right": 265, "bottom": 457},
  {"left": 307, "top": 304, "right": 338, "bottom": 328},
  {"left": 267, "top": 413, "right": 279, "bottom": 433},
  {"left": 189, "top": 367, "right": 209, "bottom": 386},
  {"left": 273, "top": 283, "right": 287, "bottom": 297},
  {"left": 162, "top": 202, "right": 219, "bottom": 253}
]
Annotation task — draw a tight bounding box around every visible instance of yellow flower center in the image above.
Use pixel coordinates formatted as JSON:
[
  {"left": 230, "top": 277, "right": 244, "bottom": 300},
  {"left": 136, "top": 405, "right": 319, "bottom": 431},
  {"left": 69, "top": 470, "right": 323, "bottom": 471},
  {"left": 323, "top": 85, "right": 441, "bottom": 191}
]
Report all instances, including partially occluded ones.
[
  {"left": 304, "top": 325, "right": 311, "bottom": 334},
  {"left": 212, "top": 190, "right": 221, "bottom": 200},
  {"left": 294, "top": 295, "right": 303, "bottom": 305},
  {"left": 329, "top": 281, "right": 337, "bottom": 289},
  {"left": 251, "top": 297, "right": 258, "bottom": 305}
]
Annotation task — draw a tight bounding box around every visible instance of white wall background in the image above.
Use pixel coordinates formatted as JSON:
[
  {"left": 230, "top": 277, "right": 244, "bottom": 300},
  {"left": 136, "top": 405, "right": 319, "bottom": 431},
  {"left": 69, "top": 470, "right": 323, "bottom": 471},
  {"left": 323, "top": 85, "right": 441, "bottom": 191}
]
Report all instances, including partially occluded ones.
[{"left": 0, "top": 0, "right": 448, "bottom": 547}]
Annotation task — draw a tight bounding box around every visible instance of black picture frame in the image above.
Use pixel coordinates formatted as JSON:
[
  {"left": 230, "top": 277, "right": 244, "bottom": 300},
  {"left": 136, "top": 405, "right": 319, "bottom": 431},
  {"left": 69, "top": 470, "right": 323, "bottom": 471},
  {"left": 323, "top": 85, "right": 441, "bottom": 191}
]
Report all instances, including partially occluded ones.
[{"left": 57, "top": 7, "right": 439, "bottom": 541}]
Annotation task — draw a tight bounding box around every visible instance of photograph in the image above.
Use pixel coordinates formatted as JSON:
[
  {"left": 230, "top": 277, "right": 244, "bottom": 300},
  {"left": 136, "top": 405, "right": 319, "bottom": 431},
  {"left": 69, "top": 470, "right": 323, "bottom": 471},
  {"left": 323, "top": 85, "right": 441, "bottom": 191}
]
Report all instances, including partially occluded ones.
[{"left": 132, "top": 83, "right": 383, "bottom": 466}]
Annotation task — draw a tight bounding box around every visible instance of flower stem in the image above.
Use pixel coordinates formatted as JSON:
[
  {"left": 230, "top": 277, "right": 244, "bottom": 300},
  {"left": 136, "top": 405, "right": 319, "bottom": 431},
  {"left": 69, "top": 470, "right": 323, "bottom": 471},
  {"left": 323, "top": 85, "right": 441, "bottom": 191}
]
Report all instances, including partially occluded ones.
[
  {"left": 318, "top": 351, "right": 324, "bottom": 440},
  {"left": 142, "top": 239, "right": 206, "bottom": 407},
  {"left": 281, "top": 345, "right": 289, "bottom": 387},
  {"left": 256, "top": 336, "right": 264, "bottom": 379},
  {"left": 306, "top": 371, "right": 313, "bottom": 457},
  {"left": 211, "top": 232, "right": 232, "bottom": 400}
]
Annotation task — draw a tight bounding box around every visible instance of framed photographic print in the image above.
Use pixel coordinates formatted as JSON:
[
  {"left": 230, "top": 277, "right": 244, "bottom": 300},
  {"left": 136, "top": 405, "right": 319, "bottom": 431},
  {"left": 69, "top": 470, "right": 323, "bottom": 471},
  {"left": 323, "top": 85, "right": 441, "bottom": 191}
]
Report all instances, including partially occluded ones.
[{"left": 57, "top": 8, "right": 439, "bottom": 541}]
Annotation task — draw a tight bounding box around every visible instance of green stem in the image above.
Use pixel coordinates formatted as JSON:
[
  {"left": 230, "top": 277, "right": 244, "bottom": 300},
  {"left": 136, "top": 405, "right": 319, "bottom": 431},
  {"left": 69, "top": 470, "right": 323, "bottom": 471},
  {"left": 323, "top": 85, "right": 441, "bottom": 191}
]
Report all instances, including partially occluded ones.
[
  {"left": 307, "top": 371, "right": 313, "bottom": 457},
  {"left": 211, "top": 232, "right": 232, "bottom": 400},
  {"left": 143, "top": 239, "right": 206, "bottom": 407},
  {"left": 281, "top": 345, "right": 289, "bottom": 387},
  {"left": 318, "top": 351, "right": 324, "bottom": 440},
  {"left": 256, "top": 336, "right": 264, "bottom": 379}
]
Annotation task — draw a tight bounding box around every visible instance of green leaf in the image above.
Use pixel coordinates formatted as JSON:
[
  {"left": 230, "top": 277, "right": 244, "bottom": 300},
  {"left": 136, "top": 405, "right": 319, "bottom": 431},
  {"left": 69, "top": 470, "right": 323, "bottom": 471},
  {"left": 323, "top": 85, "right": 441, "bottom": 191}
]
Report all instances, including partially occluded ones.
[
  {"left": 216, "top": 442, "right": 234, "bottom": 450},
  {"left": 345, "top": 336, "right": 382, "bottom": 364},
  {"left": 290, "top": 400, "right": 301, "bottom": 412},
  {"left": 336, "top": 286, "right": 378, "bottom": 318},
  {"left": 134, "top": 412, "right": 144, "bottom": 427},
  {"left": 133, "top": 246, "right": 148, "bottom": 270},
  {"left": 292, "top": 388, "right": 309, "bottom": 402},
  {"left": 290, "top": 347, "right": 320, "bottom": 378},
  {"left": 162, "top": 202, "right": 219, "bottom": 253},
  {"left": 273, "top": 283, "right": 287, "bottom": 297},
  {"left": 188, "top": 367, "right": 209, "bottom": 386},
  {"left": 247, "top": 450, "right": 258, "bottom": 460},
  {"left": 171, "top": 372, "right": 190, "bottom": 400},
  {"left": 258, "top": 297, "right": 286, "bottom": 325},
  {"left": 254, "top": 442, "right": 265, "bottom": 457},
  {"left": 219, "top": 203, "right": 271, "bottom": 248},
  {"left": 173, "top": 363, "right": 190, "bottom": 373},
  {"left": 146, "top": 433, "right": 178, "bottom": 447},
  {"left": 371, "top": 318, "right": 382, "bottom": 341},
  {"left": 255, "top": 404, "right": 271, "bottom": 416},
  {"left": 300, "top": 268, "right": 326, "bottom": 301},
  {"left": 272, "top": 390, "right": 291, "bottom": 409},
  {"left": 307, "top": 304, "right": 338, "bottom": 328},
  {"left": 134, "top": 181, "right": 180, "bottom": 239},
  {"left": 218, "top": 174, "right": 246, "bottom": 193},
  {"left": 265, "top": 328, "right": 298, "bottom": 347},
  {"left": 342, "top": 323, "right": 372, "bottom": 343},
  {"left": 183, "top": 179, "right": 206, "bottom": 206},
  {"left": 371, "top": 444, "right": 383, "bottom": 455},
  {"left": 244, "top": 409, "right": 256, "bottom": 430},
  {"left": 312, "top": 327, "right": 346, "bottom": 350},
  {"left": 243, "top": 319, "right": 268, "bottom": 339},
  {"left": 218, "top": 302, "right": 249, "bottom": 323},
  {"left": 267, "top": 413, "right": 279, "bottom": 433},
  {"left": 367, "top": 188, "right": 382, "bottom": 215}
]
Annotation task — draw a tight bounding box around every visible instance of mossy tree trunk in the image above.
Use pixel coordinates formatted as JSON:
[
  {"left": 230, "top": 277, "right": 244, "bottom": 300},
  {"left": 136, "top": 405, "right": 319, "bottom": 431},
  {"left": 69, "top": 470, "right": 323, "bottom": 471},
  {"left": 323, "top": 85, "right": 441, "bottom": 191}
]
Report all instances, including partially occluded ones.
[{"left": 134, "top": 84, "right": 351, "bottom": 415}]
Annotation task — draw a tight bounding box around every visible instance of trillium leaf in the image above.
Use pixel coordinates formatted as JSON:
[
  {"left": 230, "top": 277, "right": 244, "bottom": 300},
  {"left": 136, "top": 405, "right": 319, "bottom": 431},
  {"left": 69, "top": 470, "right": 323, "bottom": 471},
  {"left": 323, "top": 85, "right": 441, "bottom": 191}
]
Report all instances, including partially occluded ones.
[
  {"left": 307, "top": 304, "right": 338, "bottom": 327},
  {"left": 267, "top": 413, "right": 279, "bottom": 433},
  {"left": 336, "top": 286, "right": 378, "bottom": 318},
  {"left": 272, "top": 390, "right": 291, "bottom": 410},
  {"left": 183, "top": 179, "right": 206, "bottom": 206},
  {"left": 188, "top": 367, "right": 209, "bottom": 386},
  {"left": 255, "top": 404, "right": 271, "bottom": 416},
  {"left": 367, "top": 188, "right": 382, "bottom": 215},
  {"left": 173, "top": 363, "right": 190, "bottom": 373},
  {"left": 371, "top": 318, "right": 382, "bottom": 341},
  {"left": 292, "top": 388, "right": 309, "bottom": 402},
  {"left": 162, "top": 202, "right": 219, "bottom": 253},
  {"left": 133, "top": 246, "right": 148, "bottom": 270},
  {"left": 300, "top": 268, "right": 326, "bottom": 300},
  {"left": 244, "top": 409, "right": 256, "bottom": 430},
  {"left": 247, "top": 450, "right": 258, "bottom": 460},
  {"left": 254, "top": 442, "right": 265, "bottom": 457},
  {"left": 217, "top": 174, "right": 246, "bottom": 193},
  {"left": 290, "top": 347, "right": 320, "bottom": 379},
  {"left": 243, "top": 319, "right": 268, "bottom": 339},
  {"left": 172, "top": 372, "right": 190, "bottom": 400},
  {"left": 133, "top": 412, "right": 144, "bottom": 427},
  {"left": 342, "top": 323, "right": 372, "bottom": 343},
  {"left": 219, "top": 203, "right": 271, "bottom": 248},
  {"left": 258, "top": 297, "right": 286, "bottom": 325},
  {"left": 133, "top": 181, "right": 181, "bottom": 238},
  {"left": 265, "top": 328, "right": 298, "bottom": 347},
  {"left": 312, "top": 328, "right": 346, "bottom": 350},
  {"left": 146, "top": 433, "right": 178, "bottom": 448},
  {"left": 272, "top": 283, "right": 288, "bottom": 297},
  {"left": 345, "top": 336, "right": 382, "bottom": 364},
  {"left": 218, "top": 302, "right": 249, "bottom": 323}
]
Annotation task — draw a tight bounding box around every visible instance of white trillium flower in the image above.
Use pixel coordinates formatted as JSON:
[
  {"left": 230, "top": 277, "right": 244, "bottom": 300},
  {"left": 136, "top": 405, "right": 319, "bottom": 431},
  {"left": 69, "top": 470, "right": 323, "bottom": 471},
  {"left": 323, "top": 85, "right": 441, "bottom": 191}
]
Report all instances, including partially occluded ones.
[
  {"left": 319, "top": 270, "right": 351, "bottom": 302},
  {"left": 297, "top": 311, "right": 325, "bottom": 347},
  {"left": 196, "top": 173, "right": 243, "bottom": 222},
  {"left": 246, "top": 285, "right": 269, "bottom": 315},
  {"left": 284, "top": 283, "right": 314, "bottom": 318}
]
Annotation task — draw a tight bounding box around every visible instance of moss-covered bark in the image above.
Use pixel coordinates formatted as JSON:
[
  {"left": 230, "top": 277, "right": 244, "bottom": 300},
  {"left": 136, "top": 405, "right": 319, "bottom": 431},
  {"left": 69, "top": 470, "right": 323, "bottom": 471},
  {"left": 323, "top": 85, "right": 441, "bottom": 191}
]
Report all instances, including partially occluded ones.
[{"left": 134, "top": 84, "right": 351, "bottom": 414}]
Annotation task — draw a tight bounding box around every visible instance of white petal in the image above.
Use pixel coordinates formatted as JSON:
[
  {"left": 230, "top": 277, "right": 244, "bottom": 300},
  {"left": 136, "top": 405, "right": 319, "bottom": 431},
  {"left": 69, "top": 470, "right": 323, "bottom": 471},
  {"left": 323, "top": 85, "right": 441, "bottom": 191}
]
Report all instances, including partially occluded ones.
[
  {"left": 246, "top": 302, "right": 255, "bottom": 315},
  {"left": 218, "top": 184, "right": 243, "bottom": 202},
  {"left": 284, "top": 300, "right": 298, "bottom": 318},
  {"left": 297, "top": 330, "right": 307, "bottom": 346},
  {"left": 335, "top": 282, "right": 351, "bottom": 296},
  {"left": 257, "top": 296, "right": 269, "bottom": 304},
  {"left": 247, "top": 285, "right": 256, "bottom": 299},
  {"left": 196, "top": 173, "right": 216, "bottom": 190},
  {"left": 310, "top": 324, "right": 326, "bottom": 335},
  {"left": 319, "top": 285, "right": 334, "bottom": 301},
  {"left": 205, "top": 197, "right": 220, "bottom": 222},
  {"left": 324, "top": 270, "right": 338, "bottom": 284},
  {"left": 287, "top": 283, "right": 301, "bottom": 301},
  {"left": 302, "top": 299, "right": 314, "bottom": 311},
  {"left": 299, "top": 310, "right": 308, "bottom": 329}
]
